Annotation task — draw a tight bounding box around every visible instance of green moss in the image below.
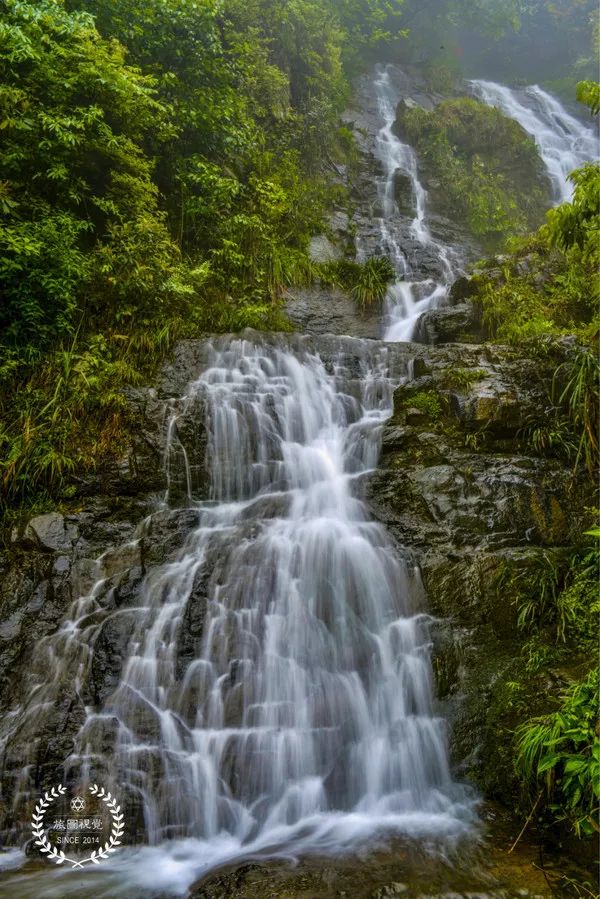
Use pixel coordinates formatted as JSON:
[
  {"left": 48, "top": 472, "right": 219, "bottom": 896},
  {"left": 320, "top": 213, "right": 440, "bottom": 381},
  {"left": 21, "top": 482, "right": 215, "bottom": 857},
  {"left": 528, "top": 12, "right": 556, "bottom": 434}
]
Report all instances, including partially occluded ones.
[
  {"left": 439, "top": 368, "right": 487, "bottom": 391},
  {"left": 402, "top": 390, "right": 446, "bottom": 420},
  {"left": 394, "top": 97, "right": 550, "bottom": 244}
]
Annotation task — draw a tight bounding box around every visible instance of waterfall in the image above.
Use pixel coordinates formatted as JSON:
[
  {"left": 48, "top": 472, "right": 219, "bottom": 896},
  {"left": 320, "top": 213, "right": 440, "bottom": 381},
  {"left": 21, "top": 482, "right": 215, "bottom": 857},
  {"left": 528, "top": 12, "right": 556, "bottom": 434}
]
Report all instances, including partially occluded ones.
[
  {"left": 371, "top": 65, "right": 461, "bottom": 342},
  {"left": 370, "top": 70, "right": 597, "bottom": 342},
  {"left": 469, "top": 80, "right": 598, "bottom": 203},
  {"left": 0, "top": 336, "right": 474, "bottom": 896}
]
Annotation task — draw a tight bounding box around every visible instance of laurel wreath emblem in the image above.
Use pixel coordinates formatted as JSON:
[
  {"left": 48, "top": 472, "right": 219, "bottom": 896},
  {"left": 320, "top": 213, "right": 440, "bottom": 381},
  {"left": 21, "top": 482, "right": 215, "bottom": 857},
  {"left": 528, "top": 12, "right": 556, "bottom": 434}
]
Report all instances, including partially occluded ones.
[{"left": 31, "top": 783, "right": 125, "bottom": 869}]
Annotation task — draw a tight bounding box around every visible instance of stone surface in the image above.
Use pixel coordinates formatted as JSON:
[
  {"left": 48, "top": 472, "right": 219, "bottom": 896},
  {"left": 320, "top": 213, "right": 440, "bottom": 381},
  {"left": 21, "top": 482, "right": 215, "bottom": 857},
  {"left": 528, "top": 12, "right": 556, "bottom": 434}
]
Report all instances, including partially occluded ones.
[
  {"left": 339, "top": 67, "right": 483, "bottom": 278},
  {"left": 189, "top": 805, "right": 561, "bottom": 897},
  {"left": 365, "top": 342, "right": 592, "bottom": 800},
  {"left": 393, "top": 170, "right": 415, "bottom": 217},
  {"left": 413, "top": 304, "right": 483, "bottom": 345},
  {"left": 285, "top": 287, "right": 382, "bottom": 338},
  {"left": 15, "top": 512, "right": 78, "bottom": 552},
  {"left": 309, "top": 233, "right": 343, "bottom": 263}
]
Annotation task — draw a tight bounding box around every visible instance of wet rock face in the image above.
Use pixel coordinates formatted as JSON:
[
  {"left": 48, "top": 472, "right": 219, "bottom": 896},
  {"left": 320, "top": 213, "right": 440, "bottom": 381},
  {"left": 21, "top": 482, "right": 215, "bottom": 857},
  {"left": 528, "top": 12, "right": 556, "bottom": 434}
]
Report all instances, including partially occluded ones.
[
  {"left": 337, "top": 67, "right": 483, "bottom": 274},
  {"left": 0, "top": 354, "right": 211, "bottom": 833},
  {"left": 285, "top": 287, "right": 383, "bottom": 339},
  {"left": 191, "top": 817, "right": 557, "bottom": 897},
  {"left": 365, "top": 342, "right": 591, "bottom": 795},
  {"left": 17, "top": 512, "right": 78, "bottom": 553},
  {"left": 393, "top": 170, "right": 415, "bottom": 217},
  {"left": 413, "top": 303, "right": 483, "bottom": 345}
]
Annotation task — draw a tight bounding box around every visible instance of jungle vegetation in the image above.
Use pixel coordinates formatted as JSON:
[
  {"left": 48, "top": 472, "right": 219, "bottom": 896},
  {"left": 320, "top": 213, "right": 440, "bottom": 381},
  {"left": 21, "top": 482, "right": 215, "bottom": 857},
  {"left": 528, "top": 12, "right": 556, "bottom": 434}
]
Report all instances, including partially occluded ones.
[{"left": 0, "top": 0, "right": 410, "bottom": 510}]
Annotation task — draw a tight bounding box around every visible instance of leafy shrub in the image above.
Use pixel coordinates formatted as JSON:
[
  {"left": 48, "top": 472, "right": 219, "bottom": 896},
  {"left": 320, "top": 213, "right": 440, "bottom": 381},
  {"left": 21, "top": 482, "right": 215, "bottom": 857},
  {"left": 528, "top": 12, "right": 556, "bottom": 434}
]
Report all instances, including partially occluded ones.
[
  {"left": 554, "top": 348, "right": 600, "bottom": 474},
  {"left": 516, "top": 668, "right": 600, "bottom": 836},
  {"left": 0, "top": 0, "right": 180, "bottom": 350},
  {"left": 400, "top": 389, "right": 446, "bottom": 420},
  {"left": 320, "top": 256, "right": 396, "bottom": 310},
  {"left": 475, "top": 160, "right": 600, "bottom": 347},
  {"left": 576, "top": 79, "right": 600, "bottom": 115},
  {"left": 498, "top": 536, "right": 599, "bottom": 647},
  {"left": 519, "top": 347, "right": 599, "bottom": 475},
  {"left": 351, "top": 257, "right": 396, "bottom": 309},
  {"left": 546, "top": 162, "right": 600, "bottom": 300},
  {"left": 440, "top": 368, "right": 487, "bottom": 391},
  {"left": 0, "top": 334, "right": 146, "bottom": 507}
]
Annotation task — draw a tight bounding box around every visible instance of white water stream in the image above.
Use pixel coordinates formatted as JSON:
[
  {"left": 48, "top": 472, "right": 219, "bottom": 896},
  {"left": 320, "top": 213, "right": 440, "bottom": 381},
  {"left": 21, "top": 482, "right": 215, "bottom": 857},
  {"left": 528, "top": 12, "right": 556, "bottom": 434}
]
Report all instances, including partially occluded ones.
[
  {"left": 0, "top": 338, "right": 474, "bottom": 897},
  {"left": 372, "top": 65, "right": 459, "bottom": 342},
  {"left": 373, "top": 66, "right": 597, "bottom": 342},
  {"left": 470, "top": 80, "right": 598, "bottom": 203}
]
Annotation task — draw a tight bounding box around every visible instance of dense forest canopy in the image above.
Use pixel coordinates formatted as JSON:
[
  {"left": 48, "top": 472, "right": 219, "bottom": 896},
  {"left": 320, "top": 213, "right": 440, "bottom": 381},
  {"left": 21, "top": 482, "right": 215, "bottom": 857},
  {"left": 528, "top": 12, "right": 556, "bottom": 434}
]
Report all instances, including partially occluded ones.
[{"left": 1, "top": 0, "right": 596, "bottom": 353}]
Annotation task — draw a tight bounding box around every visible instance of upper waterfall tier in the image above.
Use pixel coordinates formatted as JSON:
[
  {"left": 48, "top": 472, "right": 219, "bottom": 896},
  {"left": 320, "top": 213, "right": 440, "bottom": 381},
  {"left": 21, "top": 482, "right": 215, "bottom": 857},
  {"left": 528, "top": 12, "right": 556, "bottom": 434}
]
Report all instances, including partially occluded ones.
[
  {"left": 368, "top": 65, "right": 464, "bottom": 342},
  {"left": 469, "top": 80, "right": 598, "bottom": 203}
]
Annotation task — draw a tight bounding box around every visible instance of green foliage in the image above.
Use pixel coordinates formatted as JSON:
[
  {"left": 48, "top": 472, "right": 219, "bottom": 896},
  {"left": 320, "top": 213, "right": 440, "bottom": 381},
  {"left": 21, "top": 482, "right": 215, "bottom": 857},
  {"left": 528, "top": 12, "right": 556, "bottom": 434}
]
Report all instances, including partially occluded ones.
[
  {"left": 553, "top": 348, "right": 600, "bottom": 474},
  {"left": 475, "top": 159, "right": 599, "bottom": 345},
  {"left": 352, "top": 257, "right": 396, "bottom": 309},
  {"left": 0, "top": 211, "right": 90, "bottom": 347},
  {"left": 395, "top": 98, "right": 549, "bottom": 243},
  {"left": 0, "top": 0, "right": 182, "bottom": 348},
  {"left": 493, "top": 526, "right": 599, "bottom": 839},
  {"left": 546, "top": 162, "right": 600, "bottom": 299},
  {"left": 1, "top": 0, "right": 396, "bottom": 362},
  {"left": 320, "top": 257, "right": 396, "bottom": 310},
  {"left": 517, "top": 346, "right": 599, "bottom": 475},
  {"left": 440, "top": 368, "right": 487, "bottom": 391},
  {"left": 516, "top": 668, "right": 600, "bottom": 836},
  {"left": 404, "top": 390, "right": 445, "bottom": 419},
  {"left": 0, "top": 334, "right": 142, "bottom": 507},
  {"left": 498, "top": 536, "right": 599, "bottom": 648},
  {"left": 576, "top": 79, "right": 600, "bottom": 115}
]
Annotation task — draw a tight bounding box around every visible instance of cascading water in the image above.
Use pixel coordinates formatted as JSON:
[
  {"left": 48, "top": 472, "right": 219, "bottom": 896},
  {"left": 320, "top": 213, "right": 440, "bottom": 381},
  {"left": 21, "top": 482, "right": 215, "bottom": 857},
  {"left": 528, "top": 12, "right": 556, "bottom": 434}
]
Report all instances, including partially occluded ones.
[
  {"left": 0, "top": 337, "right": 474, "bottom": 897},
  {"left": 368, "top": 69, "right": 597, "bottom": 342},
  {"left": 371, "top": 65, "right": 461, "bottom": 342},
  {"left": 3, "top": 65, "right": 591, "bottom": 899},
  {"left": 469, "top": 80, "right": 598, "bottom": 203}
]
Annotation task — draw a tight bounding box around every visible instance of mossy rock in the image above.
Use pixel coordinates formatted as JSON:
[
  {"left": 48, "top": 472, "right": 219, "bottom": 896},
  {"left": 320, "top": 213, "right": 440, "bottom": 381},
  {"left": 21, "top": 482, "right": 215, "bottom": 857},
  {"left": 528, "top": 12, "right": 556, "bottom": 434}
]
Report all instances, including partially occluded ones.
[{"left": 393, "top": 97, "right": 551, "bottom": 246}]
